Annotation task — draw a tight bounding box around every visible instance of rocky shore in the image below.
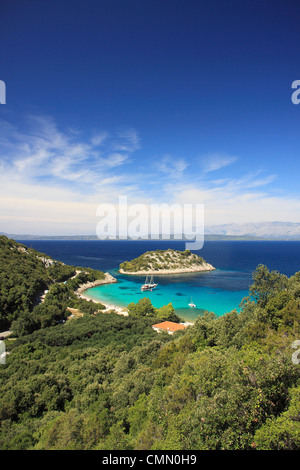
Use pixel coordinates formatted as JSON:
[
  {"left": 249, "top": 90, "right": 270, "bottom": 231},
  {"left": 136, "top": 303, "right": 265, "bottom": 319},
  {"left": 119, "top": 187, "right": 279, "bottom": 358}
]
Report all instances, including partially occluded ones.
[
  {"left": 75, "top": 272, "right": 128, "bottom": 316},
  {"left": 119, "top": 263, "right": 215, "bottom": 275},
  {"left": 75, "top": 272, "right": 117, "bottom": 295},
  {"left": 119, "top": 249, "right": 215, "bottom": 275}
]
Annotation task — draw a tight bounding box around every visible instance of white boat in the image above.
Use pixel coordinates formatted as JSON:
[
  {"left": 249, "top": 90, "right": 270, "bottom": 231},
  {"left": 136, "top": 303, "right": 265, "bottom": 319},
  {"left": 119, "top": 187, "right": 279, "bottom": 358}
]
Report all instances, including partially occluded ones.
[
  {"left": 141, "top": 275, "right": 158, "bottom": 291},
  {"left": 148, "top": 275, "right": 158, "bottom": 289},
  {"left": 188, "top": 297, "right": 196, "bottom": 307},
  {"left": 141, "top": 275, "right": 150, "bottom": 291}
]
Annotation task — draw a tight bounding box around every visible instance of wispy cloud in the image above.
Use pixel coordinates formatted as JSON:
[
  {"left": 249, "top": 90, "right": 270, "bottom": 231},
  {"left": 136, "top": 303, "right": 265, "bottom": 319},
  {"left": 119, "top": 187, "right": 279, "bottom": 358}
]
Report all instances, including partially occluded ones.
[
  {"left": 112, "top": 128, "right": 141, "bottom": 153},
  {"left": 202, "top": 153, "right": 238, "bottom": 173},
  {"left": 0, "top": 115, "right": 140, "bottom": 192},
  {"left": 0, "top": 114, "right": 297, "bottom": 235},
  {"left": 0, "top": 115, "right": 146, "bottom": 233},
  {"left": 155, "top": 155, "right": 189, "bottom": 179},
  {"left": 238, "top": 171, "right": 277, "bottom": 189},
  {"left": 208, "top": 170, "right": 277, "bottom": 193},
  {"left": 90, "top": 131, "right": 109, "bottom": 146}
]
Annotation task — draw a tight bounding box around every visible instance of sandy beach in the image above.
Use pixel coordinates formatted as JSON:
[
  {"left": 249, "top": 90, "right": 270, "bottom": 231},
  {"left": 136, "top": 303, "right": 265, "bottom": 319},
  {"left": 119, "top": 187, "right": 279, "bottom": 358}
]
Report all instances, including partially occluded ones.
[{"left": 75, "top": 272, "right": 128, "bottom": 316}]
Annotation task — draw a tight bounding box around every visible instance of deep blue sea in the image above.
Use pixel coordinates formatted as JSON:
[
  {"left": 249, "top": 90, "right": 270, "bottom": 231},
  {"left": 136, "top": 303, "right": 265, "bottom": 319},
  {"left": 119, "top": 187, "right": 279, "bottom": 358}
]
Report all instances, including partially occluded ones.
[{"left": 22, "top": 240, "right": 300, "bottom": 322}]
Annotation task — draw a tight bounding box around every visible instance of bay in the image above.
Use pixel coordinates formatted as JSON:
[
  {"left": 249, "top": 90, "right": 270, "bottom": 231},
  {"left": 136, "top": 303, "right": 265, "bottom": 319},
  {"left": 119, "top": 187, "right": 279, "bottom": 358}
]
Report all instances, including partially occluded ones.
[{"left": 22, "top": 240, "right": 300, "bottom": 322}]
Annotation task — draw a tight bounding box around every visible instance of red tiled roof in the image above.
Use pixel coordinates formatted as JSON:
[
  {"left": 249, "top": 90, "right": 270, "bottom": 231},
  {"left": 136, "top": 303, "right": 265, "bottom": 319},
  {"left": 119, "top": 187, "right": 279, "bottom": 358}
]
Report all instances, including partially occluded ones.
[{"left": 152, "top": 321, "right": 186, "bottom": 332}]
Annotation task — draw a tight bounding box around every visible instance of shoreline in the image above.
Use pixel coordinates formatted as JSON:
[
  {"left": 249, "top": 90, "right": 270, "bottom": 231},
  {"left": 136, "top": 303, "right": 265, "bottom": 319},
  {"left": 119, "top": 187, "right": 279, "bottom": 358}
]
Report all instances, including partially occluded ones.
[
  {"left": 75, "top": 272, "right": 117, "bottom": 294},
  {"left": 75, "top": 271, "right": 197, "bottom": 323},
  {"left": 119, "top": 263, "right": 215, "bottom": 275},
  {"left": 75, "top": 272, "right": 129, "bottom": 316}
]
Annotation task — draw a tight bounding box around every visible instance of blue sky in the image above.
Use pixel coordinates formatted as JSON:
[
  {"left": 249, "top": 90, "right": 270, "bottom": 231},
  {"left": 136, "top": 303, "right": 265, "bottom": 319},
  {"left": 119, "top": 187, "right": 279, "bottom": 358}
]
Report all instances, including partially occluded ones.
[{"left": 1, "top": 0, "right": 300, "bottom": 235}]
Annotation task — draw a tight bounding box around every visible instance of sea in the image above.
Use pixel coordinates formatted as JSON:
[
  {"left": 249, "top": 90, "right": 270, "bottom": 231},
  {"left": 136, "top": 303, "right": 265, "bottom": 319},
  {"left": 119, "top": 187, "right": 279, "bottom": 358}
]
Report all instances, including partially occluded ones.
[{"left": 22, "top": 240, "right": 300, "bottom": 322}]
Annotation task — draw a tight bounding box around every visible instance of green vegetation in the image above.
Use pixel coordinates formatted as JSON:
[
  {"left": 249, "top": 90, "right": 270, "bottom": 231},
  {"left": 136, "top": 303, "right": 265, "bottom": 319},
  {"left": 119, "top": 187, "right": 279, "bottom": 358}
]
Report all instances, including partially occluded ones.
[
  {"left": 119, "top": 249, "right": 214, "bottom": 273},
  {"left": 0, "top": 235, "right": 106, "bottom": 335},
  {"left": 0, "top": 238, "right": 299, "bottom": 450},
  {"left": 127, "top": 298, "right": 181, "bottom": 323}
]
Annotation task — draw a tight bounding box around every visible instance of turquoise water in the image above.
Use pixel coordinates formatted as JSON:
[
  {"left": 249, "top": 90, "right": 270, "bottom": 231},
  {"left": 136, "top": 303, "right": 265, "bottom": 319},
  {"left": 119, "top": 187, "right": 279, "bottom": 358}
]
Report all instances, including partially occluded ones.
[
  {"left": 23, "top": 240, "right": 300, "bottom": 323},
  {"left": 84, "top": 268, "right": 249, "bottom": 322}
]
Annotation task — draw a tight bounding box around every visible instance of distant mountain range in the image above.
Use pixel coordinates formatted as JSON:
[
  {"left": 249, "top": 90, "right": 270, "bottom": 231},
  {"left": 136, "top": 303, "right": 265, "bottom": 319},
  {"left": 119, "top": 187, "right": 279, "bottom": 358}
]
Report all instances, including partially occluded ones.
[
  {"left": 204, "top": 222, "right": 300, "bottom": 240},
  {"left": 0, "top": 232, "right": 99, "bottom": 241},
  {"left": 2, "top": 222, "right": 300, "bottom": 241}
]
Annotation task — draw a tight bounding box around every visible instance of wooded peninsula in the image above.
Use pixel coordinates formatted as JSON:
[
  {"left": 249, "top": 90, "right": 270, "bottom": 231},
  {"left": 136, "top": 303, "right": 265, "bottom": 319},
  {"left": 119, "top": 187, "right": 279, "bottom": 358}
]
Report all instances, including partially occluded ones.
[{"left": 119, "top": 248, "right": 215, "bottom": 274}]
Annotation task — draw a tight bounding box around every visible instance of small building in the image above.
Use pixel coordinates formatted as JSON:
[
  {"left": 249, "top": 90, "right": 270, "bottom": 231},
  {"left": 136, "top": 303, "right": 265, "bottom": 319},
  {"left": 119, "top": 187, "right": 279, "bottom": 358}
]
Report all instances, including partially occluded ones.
[{"left": 152, "top": 321, "right": 187, "bottom": 334}]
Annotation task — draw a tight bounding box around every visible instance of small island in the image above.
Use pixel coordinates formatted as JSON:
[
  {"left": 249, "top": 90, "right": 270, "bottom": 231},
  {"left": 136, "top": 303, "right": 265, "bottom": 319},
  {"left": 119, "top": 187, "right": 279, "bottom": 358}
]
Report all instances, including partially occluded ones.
[{"left": 119, "top": 248, "right": 215, "bottom": 275}]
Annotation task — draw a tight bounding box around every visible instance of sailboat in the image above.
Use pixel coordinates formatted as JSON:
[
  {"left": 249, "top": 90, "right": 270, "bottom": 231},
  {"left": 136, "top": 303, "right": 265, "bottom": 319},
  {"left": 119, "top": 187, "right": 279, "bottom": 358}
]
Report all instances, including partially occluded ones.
[
  {"left": 148, "top": 275, "right": 158, "bottom": 289},
  {"left": 141, "top": 275, "right": 158, "bottom": 291},
  {"left": 141, "top": 275, "right": 150, "bottom": 291},
  {"left": 188, "top": 297, "right": 196, "bottom": 307}
]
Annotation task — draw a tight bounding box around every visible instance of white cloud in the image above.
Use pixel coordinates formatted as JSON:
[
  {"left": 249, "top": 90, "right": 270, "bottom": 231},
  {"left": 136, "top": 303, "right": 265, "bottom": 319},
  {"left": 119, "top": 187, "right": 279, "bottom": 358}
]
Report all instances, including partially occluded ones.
[
  {"left": 112, "top": 128, "right": 141, "bottom": 153},
  {"left": 169, "top": 177, "right": 300, "bottom": 226},
  {"left": 240, "top": 172, "right": 277, "bottom": 188},
  {"left": 202, "top": 153, "right": 238, "bottom": 173},
  {"left": 0, "top": 114, "right": 299, "bottom": 235},
  {"left": 104, "top": 153, "right": 130, "bottom": 168},
  {"left": 0, "top": 115, "right": 146, "bottom": 234},
  {"left": 156, "top": 155, "right": 189, "bottom": 179},
  {"left": 0, "top": 115, "right": 140, "bottom": 188},
  {"left": 90, "top": 131, "right": 109, "bottom": 146}
]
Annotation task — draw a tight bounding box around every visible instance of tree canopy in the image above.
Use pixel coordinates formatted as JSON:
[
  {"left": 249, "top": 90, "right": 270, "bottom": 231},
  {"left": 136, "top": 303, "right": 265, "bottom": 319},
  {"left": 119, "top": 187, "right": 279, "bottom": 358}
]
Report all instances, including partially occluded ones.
[
  {"left": 0, "top": 236, "right": 106, "bottom": 334},
  {"left": 0, "top": 237, "right": 299, "bottom": 450}
]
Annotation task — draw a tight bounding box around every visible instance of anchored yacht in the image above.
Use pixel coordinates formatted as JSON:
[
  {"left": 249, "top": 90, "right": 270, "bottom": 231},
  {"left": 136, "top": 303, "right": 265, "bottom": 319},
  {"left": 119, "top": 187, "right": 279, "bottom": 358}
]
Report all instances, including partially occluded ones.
[
  {"left": 141, "top": 275, "right": 158, "bottom": 291},
  {"left": 188, "top": 297, "right": 196, "bottom": 307}
]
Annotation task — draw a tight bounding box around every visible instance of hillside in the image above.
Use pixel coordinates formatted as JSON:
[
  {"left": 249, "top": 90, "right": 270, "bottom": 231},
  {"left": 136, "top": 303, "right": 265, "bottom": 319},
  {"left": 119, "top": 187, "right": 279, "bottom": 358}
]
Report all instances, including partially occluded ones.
[
  {"left": 0, "top": 236, "right": 106, "bottom": 332},
  {"left": 0, "top": 260, "right": 299, "bottom": 450},
  {"left": 119, "top": 249, "right": 215, "bottom": 274}
]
